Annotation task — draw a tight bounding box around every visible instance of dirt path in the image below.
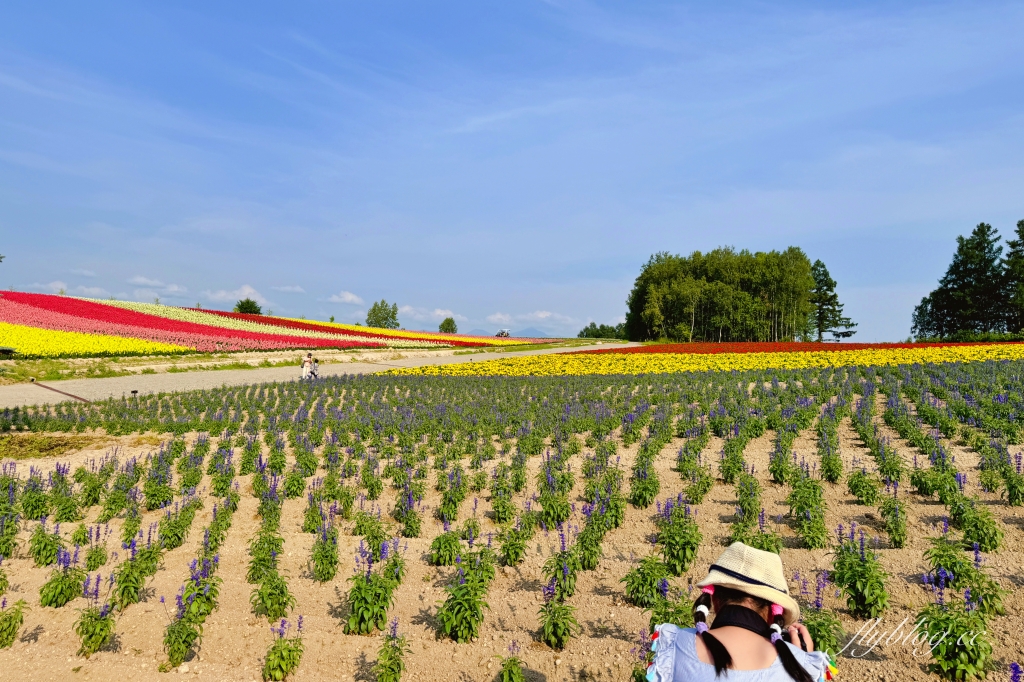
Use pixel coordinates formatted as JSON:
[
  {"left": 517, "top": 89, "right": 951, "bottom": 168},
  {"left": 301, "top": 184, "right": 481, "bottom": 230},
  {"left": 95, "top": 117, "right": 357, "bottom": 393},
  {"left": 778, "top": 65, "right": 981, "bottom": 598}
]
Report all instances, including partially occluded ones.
[{"left": 0, "top": 343, "right": 634, "bottom": 409}]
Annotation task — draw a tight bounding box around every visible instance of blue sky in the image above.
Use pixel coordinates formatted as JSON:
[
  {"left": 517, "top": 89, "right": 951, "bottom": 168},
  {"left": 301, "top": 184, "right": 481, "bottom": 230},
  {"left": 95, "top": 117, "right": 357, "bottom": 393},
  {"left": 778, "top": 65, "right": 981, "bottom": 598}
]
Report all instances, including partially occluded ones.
[{"left": 1, "top": 1, "right": 1022, "bottom": 339}]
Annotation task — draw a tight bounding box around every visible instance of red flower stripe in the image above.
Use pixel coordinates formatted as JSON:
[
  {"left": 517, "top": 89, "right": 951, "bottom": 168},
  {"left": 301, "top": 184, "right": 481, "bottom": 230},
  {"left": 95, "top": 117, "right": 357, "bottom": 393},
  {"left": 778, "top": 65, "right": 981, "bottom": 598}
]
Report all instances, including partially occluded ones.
[
  {"left": 573, "top": 341, "right": 1010, "bottom": 355},
  {"left": 0, "top": 292, "right": 383, "bottom": 351},
  {"left": 196, "top": 310, "right": 493, "bottom": 348}
]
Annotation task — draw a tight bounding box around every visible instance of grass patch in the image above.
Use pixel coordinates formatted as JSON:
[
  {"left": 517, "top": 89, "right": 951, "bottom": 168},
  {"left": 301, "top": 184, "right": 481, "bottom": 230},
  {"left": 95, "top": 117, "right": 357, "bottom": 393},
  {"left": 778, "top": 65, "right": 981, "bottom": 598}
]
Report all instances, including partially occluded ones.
[{"left": 0, "top": 434, "right": 102, "bottom": 460}]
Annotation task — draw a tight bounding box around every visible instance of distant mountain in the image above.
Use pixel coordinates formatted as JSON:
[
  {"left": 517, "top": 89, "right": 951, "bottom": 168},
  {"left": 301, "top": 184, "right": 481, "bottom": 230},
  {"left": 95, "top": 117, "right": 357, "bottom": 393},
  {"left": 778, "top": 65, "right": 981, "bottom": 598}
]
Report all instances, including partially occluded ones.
[
  {"left": 466, "top": 329, "right": 491, "bottom": 337},
  {"left": 513, "top": 327, "right": 551, "bottom": 338}
]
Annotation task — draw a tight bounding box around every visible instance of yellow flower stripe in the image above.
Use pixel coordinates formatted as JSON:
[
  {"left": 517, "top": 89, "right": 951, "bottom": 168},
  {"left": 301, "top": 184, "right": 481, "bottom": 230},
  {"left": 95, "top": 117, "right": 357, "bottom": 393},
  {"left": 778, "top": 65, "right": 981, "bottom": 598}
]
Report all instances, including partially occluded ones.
[
  {"left": 0, "top": 321, "right": 189, "bottom": 359},
  {"left": 298, "top": 318, "right": 547, "bottom": 346},
  {"left": 388, "top": 343, "right": 1024, "bottom": 376}
]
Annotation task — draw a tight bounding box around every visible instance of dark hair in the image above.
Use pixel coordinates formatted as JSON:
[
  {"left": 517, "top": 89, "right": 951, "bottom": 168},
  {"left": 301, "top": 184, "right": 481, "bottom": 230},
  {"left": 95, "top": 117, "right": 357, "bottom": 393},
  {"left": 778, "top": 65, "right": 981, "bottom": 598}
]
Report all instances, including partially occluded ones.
[{"left": 692, "top": 586, "right": 812, "bottom": 682}]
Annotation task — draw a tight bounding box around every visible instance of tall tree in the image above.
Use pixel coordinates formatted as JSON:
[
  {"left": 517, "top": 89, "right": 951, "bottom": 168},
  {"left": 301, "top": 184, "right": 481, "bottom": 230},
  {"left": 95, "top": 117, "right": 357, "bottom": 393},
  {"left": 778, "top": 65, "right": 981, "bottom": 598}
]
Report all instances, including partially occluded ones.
[
  {"left": 366, "top": 300, "right": 399, "bottom": 329},
  {"left": 624, "top": 246, "right": 817, "bottom": 342},
  {"left": 810, "top": 260, "right": 857, "bottom": 341},
  {"left": 438, "top": 317, "right": 458, "bottom": 334},
  {"left": 234, "top": 298, "right": 262, "bottom": 315},
  {"left": 1003, "top": 220, "right": 1024, "bottom": 333},
  {"left": 912, "top": 223, "right": 1005, "bottom": 338}
]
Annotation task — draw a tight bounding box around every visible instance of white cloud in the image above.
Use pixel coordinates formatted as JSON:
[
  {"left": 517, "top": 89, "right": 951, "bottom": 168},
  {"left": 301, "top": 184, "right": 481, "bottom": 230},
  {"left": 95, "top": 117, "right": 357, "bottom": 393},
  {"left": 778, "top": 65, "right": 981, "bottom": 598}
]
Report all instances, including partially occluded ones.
[
  {"left": 399, "top": 306, "right": 467, "bottom": 323},
  {"left": 127, "top": 276, "right": 187, "bottom": 297},
  {"left": 487, "top": 312, "right": 513, "bottom": 325},
  {"left": 272, "top": 285, "right": 306, "bottom": 294},
  {"left": 71, "top": 269, "right": 96, "bottom": 277},
  {"left": 32, "top": 280, "right": 68, "bottom": 294},
  {"left": 202, "top": 284, "right": 269, "bottom": 305},
  {"left": 327, "top": 290, "right": 363, "bottom": 304},
  {"left": 73, "top": 285, "right": 109, "bottom": 297}
]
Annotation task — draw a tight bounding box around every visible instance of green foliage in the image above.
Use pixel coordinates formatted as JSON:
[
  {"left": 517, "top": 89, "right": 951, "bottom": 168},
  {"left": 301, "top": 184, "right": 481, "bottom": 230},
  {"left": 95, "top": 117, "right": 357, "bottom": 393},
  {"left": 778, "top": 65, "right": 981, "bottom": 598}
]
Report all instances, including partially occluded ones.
[
  {"left": 497, "top": 654, "right": 527, "bottom": 682},
  {"left": 373, "top": 623, "right": 409, "bottom": 682},
  {"left": 657, "top": 506, "right": 701, "bottom": 576},
  {"left": 310, "top": 524, "right": 339, "bottom": 583},
  {"left": 40, "top": 564, "right": 86, "bottom": 608},
  {"left": 538, "top": 599, "right": 578, "bottom": 650},
  {"left": 879, "top": 495, "right": 908, "bottom": 548},
  {"left": 621, "top": 556, "right": 670, "bottom": 609},
  {"left": 577, "top": 322, "right": 626, "bottom": 340},
  {"left": 29, "top": 522, "right": 63, "bottom": 567},
  {"left": 74, "top": 604, "right": 115, "bottom": 657},
  {"left": 498, "top": 527, "right": 528, "bottom": 566},
  {"left": 251, "top": 570, "right": 296, "bottom": 621},
  {"left": 913, "top": 222, "right": 1010, "bottom": 338},
  {"left": 429, "top": 530, "right": 463, "bottom": 566},
  {"left": 262, "top": 626, "right": 303, "bottom": 682},
  {"left": 917, "top": 601, "right": 992, "bottom": 680},
  {"left": 438, "top": 317, "right": 458, "bottom": 334},
  {"left": 345, "top": 572, "right": 396, "bottom": 635},
  {"left": 163, "top": 618, "right": 202, "bottom": 670},
  {"left": 810, "top": 259, "right": 857, "bottom": 341},
  {"left": 647, "top": 592, "right": 694, "bottom": 633},
  {"left": 847, "top": 469, "right": 882, "bottom": 505},
  {"left": 436, "top": 574, "right": 489, "bottom": 643},
  {"left": 832, "top": 535, "right": 888, "bottom": 619},
  {"left": 0, "top": 599, "right": 28, "bottom": 649},
  {"left": 234, "top": 298, "right": 262, "bottom": 315},
  {"left": 366, "top": 300, "right": 400, "bottom": 330},
  {"left": 801, "top": 607, "right": 844, "bottom": 657},
  {"left": 624, "top": 247, "right": 817, "bottom": 342}
]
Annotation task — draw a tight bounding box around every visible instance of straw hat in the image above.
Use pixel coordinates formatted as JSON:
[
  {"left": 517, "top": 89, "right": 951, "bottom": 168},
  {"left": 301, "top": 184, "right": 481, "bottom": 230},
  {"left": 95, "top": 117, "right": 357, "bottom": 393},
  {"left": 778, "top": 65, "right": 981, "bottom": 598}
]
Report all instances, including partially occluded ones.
[{"left": 695, "top": 542, "right": 801, "bottom": 626}]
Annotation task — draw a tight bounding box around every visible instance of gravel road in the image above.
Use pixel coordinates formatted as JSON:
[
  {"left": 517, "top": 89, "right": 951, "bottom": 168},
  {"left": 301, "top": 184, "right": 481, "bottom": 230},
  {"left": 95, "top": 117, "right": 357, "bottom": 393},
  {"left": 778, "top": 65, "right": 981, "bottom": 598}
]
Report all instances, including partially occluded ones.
[{"left": 0, "top": 342, "right": 634, "bottom": 408}]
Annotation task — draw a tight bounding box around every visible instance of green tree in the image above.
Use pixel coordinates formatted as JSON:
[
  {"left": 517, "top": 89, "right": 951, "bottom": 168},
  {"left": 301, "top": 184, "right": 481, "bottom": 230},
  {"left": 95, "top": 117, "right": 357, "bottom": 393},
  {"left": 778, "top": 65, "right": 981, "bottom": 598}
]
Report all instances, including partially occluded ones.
[
  {"left": 810, "top": 260, "right": 857, "bottom": 341},
  {"left": 439, "top": 317, "right": 458, "bottom": 334},
  {"left": 913, "top": 223, "right": 1005, "bottom": 338},
  {"left": 1003, "top": 220, "right": 1024, "bottom": 333},
  {"left": 624, "top": 246, "right": 816, "bottom": 342},
  {"left": 366, "top": 300, "right": 399, "bottom": 329},
  {"left": 577, "top": 322, "right": 626, "bottom": 339},
  {"left": 234, "top": 298, "right": 262, "bottom": 315}
]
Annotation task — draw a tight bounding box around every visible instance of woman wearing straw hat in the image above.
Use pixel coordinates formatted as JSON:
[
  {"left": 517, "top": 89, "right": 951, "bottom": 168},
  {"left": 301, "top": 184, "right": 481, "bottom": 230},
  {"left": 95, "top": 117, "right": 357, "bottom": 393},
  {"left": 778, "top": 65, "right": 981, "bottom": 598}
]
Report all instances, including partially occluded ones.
[{"left": 646, "top": 542, "right": 837, "bottom": 682}]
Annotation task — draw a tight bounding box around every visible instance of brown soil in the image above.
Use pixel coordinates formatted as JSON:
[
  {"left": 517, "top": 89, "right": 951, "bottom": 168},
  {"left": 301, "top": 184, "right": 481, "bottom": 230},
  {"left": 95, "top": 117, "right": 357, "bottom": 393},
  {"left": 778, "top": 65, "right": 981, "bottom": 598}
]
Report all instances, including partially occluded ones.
[{"left": 0, "top": 415, "right": 1022, "bottom": 682}]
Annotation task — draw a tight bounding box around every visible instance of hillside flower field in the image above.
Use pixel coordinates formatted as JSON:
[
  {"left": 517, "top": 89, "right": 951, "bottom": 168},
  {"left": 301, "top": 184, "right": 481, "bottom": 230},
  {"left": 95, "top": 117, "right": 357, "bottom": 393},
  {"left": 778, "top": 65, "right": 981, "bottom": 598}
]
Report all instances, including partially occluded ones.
[
  {"left": 0, "top": 348, "right": 1022, "bottom": 681},
  {"left": 391, "top": 340, "right": 1024, "bottom": 376},
  {"left": 0, "top": 292, "right": 544, "bottom": 358}
]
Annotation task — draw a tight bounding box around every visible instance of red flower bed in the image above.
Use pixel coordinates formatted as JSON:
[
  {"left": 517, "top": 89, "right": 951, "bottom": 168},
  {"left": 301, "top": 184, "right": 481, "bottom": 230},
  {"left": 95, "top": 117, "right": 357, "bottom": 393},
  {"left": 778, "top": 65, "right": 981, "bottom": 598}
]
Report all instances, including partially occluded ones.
[
  {"left": 1, "top": 292, "right": 383, "bottom": 351},
  {"left": 573, "top": 341, "right": 996, "bottom": 355},
  {"left": 196, "top": 310, "right": 493, "bottom": 347}
]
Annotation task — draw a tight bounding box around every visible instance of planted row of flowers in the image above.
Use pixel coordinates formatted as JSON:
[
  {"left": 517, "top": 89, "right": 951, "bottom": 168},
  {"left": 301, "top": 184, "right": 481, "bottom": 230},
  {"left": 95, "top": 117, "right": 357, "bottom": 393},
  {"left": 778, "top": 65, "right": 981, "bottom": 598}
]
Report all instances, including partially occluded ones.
[{"left": 392, "top": 342, "right": 1024, "bottom": 376}]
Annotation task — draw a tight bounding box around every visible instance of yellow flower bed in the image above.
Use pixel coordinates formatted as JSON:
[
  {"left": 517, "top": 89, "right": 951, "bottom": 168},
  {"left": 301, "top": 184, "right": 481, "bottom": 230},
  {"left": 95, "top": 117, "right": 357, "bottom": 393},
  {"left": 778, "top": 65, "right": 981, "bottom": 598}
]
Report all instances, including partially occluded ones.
[
  {"left": 301, "top": 319, "right": 545, "bottom": 346},
  {"left": 388, "top": 343, "right": 1024, "bottom": 376},
  {"left": 0, "top": 321, "right": 188, "bottom": 358}
]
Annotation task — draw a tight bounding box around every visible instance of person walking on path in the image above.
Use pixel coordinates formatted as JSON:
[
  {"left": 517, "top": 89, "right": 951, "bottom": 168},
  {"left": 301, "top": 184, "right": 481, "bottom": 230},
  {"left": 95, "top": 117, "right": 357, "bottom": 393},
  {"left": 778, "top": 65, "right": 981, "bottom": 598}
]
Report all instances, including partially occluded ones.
[
  {"left": 300, "top": 353, "right": 313, "bottom": 380},
  {"left": 645, "top": 542, "right": 837, "bottom": 682}
]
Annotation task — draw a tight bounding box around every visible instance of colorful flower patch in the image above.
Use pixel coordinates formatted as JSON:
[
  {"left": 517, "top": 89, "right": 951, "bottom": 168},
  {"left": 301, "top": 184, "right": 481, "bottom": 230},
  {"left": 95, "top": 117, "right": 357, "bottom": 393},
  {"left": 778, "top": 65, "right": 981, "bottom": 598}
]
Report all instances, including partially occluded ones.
[
  {"left": 573, "top": 341, "right": 998, "bottom": 355},
  {"left": 390, "top": 343, "right": 1024, "bottom": 376},
  {"left": 0, "top": 321, "right": 188, "bottom": 358}
]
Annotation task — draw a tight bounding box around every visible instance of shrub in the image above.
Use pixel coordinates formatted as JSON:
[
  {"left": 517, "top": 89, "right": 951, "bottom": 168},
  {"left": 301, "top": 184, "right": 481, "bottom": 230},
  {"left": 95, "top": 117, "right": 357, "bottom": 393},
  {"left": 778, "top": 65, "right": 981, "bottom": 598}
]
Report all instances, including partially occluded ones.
[
  {"left": 428, "top": 529, "right": 463, "bottom": 566},
  {"left": 832, "top": 529, "right": 888, "bottom": 619},
  {"left": 39, "top": 548, "right": 85, "bottom": 608},
  {"left": 74, "top": 603, "right": 115, "bottom": 658},
  {"left": 917, "top": 596, "right": 992, "bottom": 680},
  {"left": 251, "top": 570, "right": 296, "bottom": 621},
  {"left": 436, "top": 570, "right": 489, "bottom": 643},
  {"left": 538, "top": 598, "right": 578, "bottom": 650},
  {"left": 622, "top": 556, "right": 670, "bottom": 609},
  {"left": 847, "top": 468, "right": 881, "bottom": 505}
]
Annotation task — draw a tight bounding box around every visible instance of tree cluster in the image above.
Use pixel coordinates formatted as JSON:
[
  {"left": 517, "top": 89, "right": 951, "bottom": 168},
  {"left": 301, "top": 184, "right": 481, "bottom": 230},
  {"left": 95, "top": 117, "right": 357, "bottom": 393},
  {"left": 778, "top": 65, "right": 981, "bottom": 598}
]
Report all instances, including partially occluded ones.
[
  {"left": 912, "top": 221, "right": 1024, "bottom": 339},
  {"left": 624, "top": 247, "right": 854, "bottom": 343},
  {"left": 577, "top": 322, "right": 626, "bottom": 340},
  {"left": 234, "top": 298, "right": 262, "bottom": 315}
]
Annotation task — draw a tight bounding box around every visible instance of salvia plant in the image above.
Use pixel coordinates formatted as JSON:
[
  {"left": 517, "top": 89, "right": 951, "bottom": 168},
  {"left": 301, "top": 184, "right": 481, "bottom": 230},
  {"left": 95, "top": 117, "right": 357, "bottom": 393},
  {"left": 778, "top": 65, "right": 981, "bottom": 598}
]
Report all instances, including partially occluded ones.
[
  {"left": 537, "top": 589, "right": 578, "bottom": 650},
  {"left": 917, "top": 573, "right": 992, "bottom": 680},
  {"left": 345, "top": 544, "right": 398, "bottom": 635},
  {"left": 622, "top": 555, "right": 671, "bottom": 609},
  {"left": 29, "top": 519, "right": 64, "bottom": 567},
  {"left": 0, "top": 598, "right": 28, "bottom": 649},
  {"left": 39, "top": 546, "right": 86, "bottom": 608},
  {"left": 251, "top": 569, "right": 296, "bottom": 621},
  {"left": 831, "top": 525, "right": 888, "bottom": 619},
  {"left": 310, "top": 523, "right": 339, "bottom": 583},
  {"left": 436, "top": 557, "right": 491, "bottom": 643},
  {"left": 372, "top": 618, "right": 409, "bottom": 682},
  {"left": 74, "top": 576, "right": 115, "bottom": 658},
  {"left": 655, "top": 498, "right": 702, "bottom": 576},
  {"left": 497, "top": 640, "right": 526, "bottom": 682}
]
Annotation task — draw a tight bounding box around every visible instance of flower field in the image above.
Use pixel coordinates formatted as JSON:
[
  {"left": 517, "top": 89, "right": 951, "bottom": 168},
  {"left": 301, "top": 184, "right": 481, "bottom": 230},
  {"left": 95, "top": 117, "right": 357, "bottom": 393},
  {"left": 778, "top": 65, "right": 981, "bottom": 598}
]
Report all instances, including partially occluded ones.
[
  {"left": 0, "top": 292, "right": 546, "bottom": 358},
  {"left": 0, "top": 359, "right": 1022, "bottom": 681},
  {"left": 391, "top": 340, "right": 1024, "bottom": 376}
]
